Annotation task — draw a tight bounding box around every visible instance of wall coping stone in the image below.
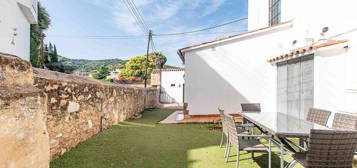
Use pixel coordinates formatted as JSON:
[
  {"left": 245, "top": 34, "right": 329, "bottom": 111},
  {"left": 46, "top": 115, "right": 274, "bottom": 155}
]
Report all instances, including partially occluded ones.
[
  {"left": 33, "top": 68, "right": 157, "bottom": 91},
  {"left": 0, "top": 54, "right": 33, "bottom": 87}
]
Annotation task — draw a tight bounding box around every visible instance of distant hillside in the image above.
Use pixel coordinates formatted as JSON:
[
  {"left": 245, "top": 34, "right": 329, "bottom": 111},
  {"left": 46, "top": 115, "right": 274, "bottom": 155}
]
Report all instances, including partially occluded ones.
[
  {"left": 58, "top": 56, "right": 126, "bottom": 72},
  {"left": 55, "top": 56, "right": 181, "bottom": 73}
]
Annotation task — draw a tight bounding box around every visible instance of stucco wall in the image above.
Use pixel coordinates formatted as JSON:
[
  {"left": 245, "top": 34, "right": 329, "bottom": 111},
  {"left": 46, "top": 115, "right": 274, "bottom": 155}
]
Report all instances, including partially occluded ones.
[
  {"left": 278, "top": 0, "right": 357, "bottom": 117},
  {"left": 314, "top": 35, "right": 357, "bottom": 126},
  {"left": 160, "top": 71, "right": 185, "bottom": 104},
  {"left": 33, "top": 68, "right": 158, "bottom": 160},
  {"left": 0, "top": 0, "right": 36, "bottom": 61},
  {"left": 184, "top": 24, "right": 294, "bottom": 115},
  {"left": 185, "top": 0, "right": 357, "bottom": 116},
  {"left": 247, "top": 0, "right": 269, "bottom": 31}
]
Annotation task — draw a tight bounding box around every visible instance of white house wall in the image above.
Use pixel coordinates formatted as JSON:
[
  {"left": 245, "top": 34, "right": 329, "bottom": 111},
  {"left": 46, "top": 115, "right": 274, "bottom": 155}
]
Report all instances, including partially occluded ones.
[
  {"left": 160, "top": 71, "right": 185, "bottom": 104},
  {"left": 279, "top": 0, "right": 357, "bottom": 116},
  {"left": 314, "top": 33, "right": 357, "bottom": 116},
  {"left": 247, "top": 0, "right": 269, "bottom": 31},
  {"left": 0, "top": 0, "right": 37, "bottom": 61},
  {"left": 184, "top": 26, "right": 294, "bottom": 115},
  {"left": 15, "top": 7, "right": 31, "bottom": 61},
  {"left": 249, "top": 0, "right": 357, "bottom": 46},
  {"left": 281, "top": 0, "right": 357, "bottom": 46},
  {"left": 183, "top": 0, "right": 357, "bottom": 116},
  {"left": 0, "top": 0, "right": 16, "bottom": 56}
]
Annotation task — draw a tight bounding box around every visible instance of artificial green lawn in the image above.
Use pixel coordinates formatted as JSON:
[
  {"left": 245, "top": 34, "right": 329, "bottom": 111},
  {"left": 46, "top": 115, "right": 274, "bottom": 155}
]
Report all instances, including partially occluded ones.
[{"left": 51, "top": 109, "right": 300, "bottom": 168}]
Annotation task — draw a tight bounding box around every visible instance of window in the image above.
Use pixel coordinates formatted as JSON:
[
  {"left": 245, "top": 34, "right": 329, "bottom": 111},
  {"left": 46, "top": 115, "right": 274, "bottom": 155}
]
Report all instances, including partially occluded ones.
[
  {"left": 277, "top": 55, "right": 314, "bottom": 120},
  {"left": 269, "top": 0, "right": 281, "bottom": 26}
]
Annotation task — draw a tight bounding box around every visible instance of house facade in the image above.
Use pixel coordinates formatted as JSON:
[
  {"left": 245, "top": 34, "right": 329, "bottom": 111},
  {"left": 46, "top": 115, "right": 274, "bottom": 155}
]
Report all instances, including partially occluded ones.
[
  {"left": 179, "top": 0, "right": 357, "bottom": 121},
  {"left": 0, "top": 0, "right": 38, "bottom": 61},
  {"left": 151, "top": 69, "right": 185, "bottom": 105},
  {"left": 107, "top": 69, "right": 121, "bottom": 80}
]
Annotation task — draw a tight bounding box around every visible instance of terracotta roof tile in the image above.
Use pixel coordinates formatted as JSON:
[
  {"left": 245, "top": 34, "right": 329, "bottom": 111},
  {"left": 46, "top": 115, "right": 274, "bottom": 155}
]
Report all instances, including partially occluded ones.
[
  {"left": 152, "top": 68, "right": 184, "bottom": 73},
  {"left": 267, "top": 40, "right": 349, "bottom": 63}
]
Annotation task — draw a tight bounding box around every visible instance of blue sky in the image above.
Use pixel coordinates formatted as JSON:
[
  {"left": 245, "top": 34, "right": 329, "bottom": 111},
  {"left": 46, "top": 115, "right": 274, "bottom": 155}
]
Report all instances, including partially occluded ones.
[{"left": 41, "top": 0, "right": 247, "bottom": 67}]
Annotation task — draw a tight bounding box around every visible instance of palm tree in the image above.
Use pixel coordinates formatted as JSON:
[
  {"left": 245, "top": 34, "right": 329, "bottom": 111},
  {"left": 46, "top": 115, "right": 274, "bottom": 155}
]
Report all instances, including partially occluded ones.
[{"left": 152, "top": 52, "right": 167, "bottom": 69}]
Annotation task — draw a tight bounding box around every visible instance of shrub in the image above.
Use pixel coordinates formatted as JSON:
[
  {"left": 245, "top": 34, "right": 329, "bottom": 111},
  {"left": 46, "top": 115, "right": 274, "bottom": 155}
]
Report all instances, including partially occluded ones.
[{"left": 102, "top": 78, "right": 114, "bottom": 82}]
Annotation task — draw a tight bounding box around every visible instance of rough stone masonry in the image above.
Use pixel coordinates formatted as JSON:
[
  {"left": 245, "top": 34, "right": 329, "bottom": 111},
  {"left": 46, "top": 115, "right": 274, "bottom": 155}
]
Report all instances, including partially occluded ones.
[
  {"left": 0, "top": 54, "right": 50, "bottom": 168},
  {"left": 0, "top": 54, "right": 158, "bottom": 167}
]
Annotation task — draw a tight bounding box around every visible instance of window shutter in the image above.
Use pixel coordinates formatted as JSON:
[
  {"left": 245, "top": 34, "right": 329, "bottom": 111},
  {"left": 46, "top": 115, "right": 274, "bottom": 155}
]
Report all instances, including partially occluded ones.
[
  {"left": 277, "top": 62, "right": 287, "bottom": 114},
  {"left": 287, "top": 59, "right": 302, "bottom": 119},
  {"left": 277, "top": 55, "right": 314, "bottom": 120},
  {"left": 301, "top": 56, "right": 314, "bottom": 120}
]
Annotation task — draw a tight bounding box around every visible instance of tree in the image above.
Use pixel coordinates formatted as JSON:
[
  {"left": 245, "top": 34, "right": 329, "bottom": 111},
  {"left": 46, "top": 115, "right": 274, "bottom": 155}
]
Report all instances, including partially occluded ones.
[
  {"left": 30, "top": 38, "right": 40, "bottom": 67},
  {"left": 44, "top": 44, "right": 50, "bottom": 64},
  {"left": 30, "top": 2, "right": 51, "bottom": 67},
  {"left": 45, "top": 62, "right": 76, "bottom": 74},
  {"left": 152, "top": 52, "right": 167, "bottom": 68},
  {"left": 119, "top": 52, "right": 166, "bottom": 79},
  {"left": 52, "top": 44, "right": 58, "bottom": 62},
  {"left": 92, "top": 66, "right": 110, "bottom": 80}
]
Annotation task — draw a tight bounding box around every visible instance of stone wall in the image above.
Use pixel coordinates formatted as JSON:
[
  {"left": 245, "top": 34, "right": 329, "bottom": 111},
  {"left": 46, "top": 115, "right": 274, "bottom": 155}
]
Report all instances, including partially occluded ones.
[
  {"left": 0, "top": 54, "right": 50, "bottom": 168},
  {"left": 33, "top": 68, "right": 158, "bottom": 160},
  {"left": 0, "top": 53, "right": 158, "bottom": 167}
]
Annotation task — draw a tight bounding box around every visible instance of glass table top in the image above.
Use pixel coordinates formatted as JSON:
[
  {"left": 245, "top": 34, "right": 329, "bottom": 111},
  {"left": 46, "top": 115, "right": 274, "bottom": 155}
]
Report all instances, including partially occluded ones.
[{"left": 239, "top": 112, "right": 330, "bottom": 138}]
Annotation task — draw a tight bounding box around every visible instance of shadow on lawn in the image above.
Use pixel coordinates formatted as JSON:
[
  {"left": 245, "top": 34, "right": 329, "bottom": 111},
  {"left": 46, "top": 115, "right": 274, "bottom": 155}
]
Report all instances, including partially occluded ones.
[{"left": 226, "top": 151, "right": 288, "bottom": 167}]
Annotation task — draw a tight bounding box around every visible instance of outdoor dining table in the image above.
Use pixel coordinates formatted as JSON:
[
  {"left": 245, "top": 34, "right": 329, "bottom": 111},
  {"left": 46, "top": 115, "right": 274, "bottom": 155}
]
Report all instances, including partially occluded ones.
[{"left": 239, "top": 112, "right": 330, "bottom": 168}]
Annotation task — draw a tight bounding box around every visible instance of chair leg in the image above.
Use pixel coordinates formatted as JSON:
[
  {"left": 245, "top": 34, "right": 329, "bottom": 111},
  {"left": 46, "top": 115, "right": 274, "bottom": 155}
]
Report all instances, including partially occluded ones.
[
  {"left": 280, "top": 143, "right": 284, "bottom": 168},
  {"left": 224, "top": 136, "right": 229, "bottom": 158},
  {"left": 219, "top": 132, "right": 224, "bottom": 148},
  {"left": 268, "top": 139, "right": 271, "bottom": 168},
  {"left": 251, "top": 152, "right": 255, "bottom": 162},
  {"left": 285, "top": 160, "right": 297, "bottom": 168},
  {"left": 236, "top": 148, "right": 240, "bottom": 168},
  {"left": 226, "top": 142, "right": 231, "bottom": 163}
]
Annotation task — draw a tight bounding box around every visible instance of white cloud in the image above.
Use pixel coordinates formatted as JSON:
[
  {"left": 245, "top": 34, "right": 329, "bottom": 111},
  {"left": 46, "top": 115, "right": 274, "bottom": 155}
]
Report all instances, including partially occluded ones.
[
  {"left": 110, "top": 0, "right": 187, "bottom": 35},
  {"left": 153, "top": 1, "right": 184, "bottom": 20},
  {"left": 111, "top": 1, "right": 144, "bottom": 35},
  {"left": 203, "top": 0, "right": 226, "bottom": 16},
  {"left": 134, "top": 0, "right": 154, "bottom": 7},
  {"left": 86, "top": 0, "right": 243, "bottom": 66}
]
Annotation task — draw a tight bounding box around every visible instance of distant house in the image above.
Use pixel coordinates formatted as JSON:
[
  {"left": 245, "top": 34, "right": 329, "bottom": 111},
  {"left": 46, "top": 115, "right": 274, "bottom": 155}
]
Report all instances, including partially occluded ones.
[
  {"left": 151, "top": 69, "right": 185, "bottom": 105},
  {"left": 72, "top": 71, "right": 92, "bottom": 78},
  {"left": 178, "top": 0, "right": 357, "bottom": 119},
  {"left": 107, "top": 69, "right": 121, "bottom": 80},
  {"left": 0, "top": 0, "right": 38, "bottom": 60}
]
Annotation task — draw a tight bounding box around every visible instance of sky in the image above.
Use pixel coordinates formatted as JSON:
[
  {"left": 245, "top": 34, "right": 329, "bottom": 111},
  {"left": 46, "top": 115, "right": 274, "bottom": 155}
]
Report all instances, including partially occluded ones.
[{"left": 41, "top": 0, "right": 247, "bottom": 67}]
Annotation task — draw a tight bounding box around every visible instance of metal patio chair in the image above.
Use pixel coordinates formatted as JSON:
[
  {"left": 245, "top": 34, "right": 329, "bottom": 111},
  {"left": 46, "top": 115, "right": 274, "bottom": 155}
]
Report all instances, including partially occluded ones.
[
  {"left": 218, "top": 108, "right": 229, "bottom": 148},
  {"left": 332, "top": 113, "right": 357, "bottom": 130},
  {"left": 286, "top": 129, "right": 357, "bottom": 168},
  {"left": 306, "top": 108, "right": 331, "bottom": 126},
  {"left": 241, "top": 103, "right": 261, "bottom": 112},
  {"left": 218, "top": 108, "right": 248, "bottom": 158},
  {"left": 239, "top": 103, "right": 261, "bottom": 134},
  {"left": 225, "top": 114, "right": 271, "bottom": 168}
]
